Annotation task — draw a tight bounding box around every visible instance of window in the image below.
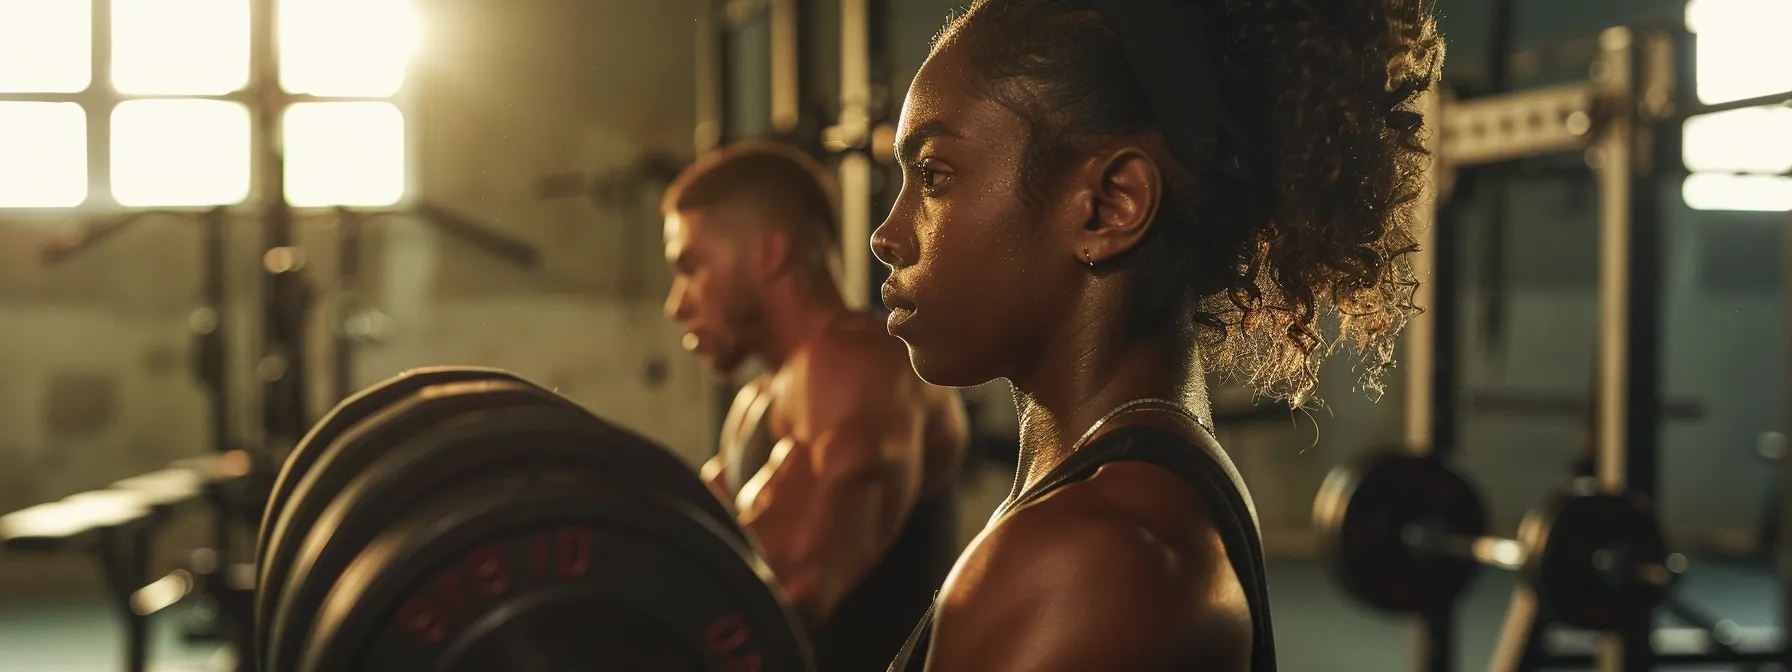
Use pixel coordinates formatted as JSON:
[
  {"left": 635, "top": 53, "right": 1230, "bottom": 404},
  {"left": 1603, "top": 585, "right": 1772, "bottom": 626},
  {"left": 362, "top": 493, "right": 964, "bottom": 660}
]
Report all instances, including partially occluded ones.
[
  {"left": 279, "top": 0, "right": 418, "bottom": 206},
  {"left": 0, "top": 103, "right": 88, "bottom": 207},
  {"left": 1682, "top": 0, "right": 1792, "bottom": 211},
  {"left": 112, "top": 0, "right": 250, "bottom": 96},
  {"left": 112, "top": 99, "right": 252, "bottom": 207},
  {"left": 279, "top": 0, "right": 419, "bottom": 98},
  {"left": 283, "top": 102, "right": 406, "bottom": 207},
  {"left": 0, "top": 0, "right": 418, "bottom": 209},
  {"left": 0, "top": 1, "right": 91, "bottom": 94},
  {"left": 1686, "top": 0, "right": 1792, "bottom": 106}
]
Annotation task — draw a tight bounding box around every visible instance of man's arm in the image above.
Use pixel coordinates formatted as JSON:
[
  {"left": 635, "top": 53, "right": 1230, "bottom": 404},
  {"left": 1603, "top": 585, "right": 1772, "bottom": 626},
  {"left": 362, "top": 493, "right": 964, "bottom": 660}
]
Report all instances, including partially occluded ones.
[
  {"left": 733, "top": 342, "right": 926, "bottom": 629},
  {"left": 921, "top": 498, "right": 1251, "bottom": 671},
  {"left": 704, "top": 375, "right": 772, "bottom": 514}
]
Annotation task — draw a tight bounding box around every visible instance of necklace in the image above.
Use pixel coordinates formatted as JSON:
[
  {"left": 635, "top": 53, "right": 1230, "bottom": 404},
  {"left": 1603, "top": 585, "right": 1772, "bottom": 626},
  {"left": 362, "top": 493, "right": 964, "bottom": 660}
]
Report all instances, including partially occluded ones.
[
  {"left": 1067, "top": 397, "right": 1212, "bottom": 453},
  {"left": 999, "top": 397, "right": 1214, "bottom": 518}
]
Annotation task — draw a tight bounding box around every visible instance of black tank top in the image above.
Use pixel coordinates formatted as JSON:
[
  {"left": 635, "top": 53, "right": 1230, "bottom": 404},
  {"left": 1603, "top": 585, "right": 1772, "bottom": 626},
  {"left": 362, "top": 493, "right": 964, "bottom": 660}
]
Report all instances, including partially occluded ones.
[
  {"left": 887, "top": 424, "right": 1277, "bottom": 671},
  {"left": 726, "top": 388, "right": 960, "bottom": 671},
  {"left": 816, "top": 490, "right": 958, "bottom": 671}
]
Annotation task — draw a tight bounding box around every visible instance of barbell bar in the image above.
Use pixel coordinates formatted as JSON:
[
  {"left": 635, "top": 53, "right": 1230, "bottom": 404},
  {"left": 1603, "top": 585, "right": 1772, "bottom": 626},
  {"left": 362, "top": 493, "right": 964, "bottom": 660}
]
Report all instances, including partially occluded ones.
[{"left": 1315, "top": 449, "right": 1675, "bottom": 630}]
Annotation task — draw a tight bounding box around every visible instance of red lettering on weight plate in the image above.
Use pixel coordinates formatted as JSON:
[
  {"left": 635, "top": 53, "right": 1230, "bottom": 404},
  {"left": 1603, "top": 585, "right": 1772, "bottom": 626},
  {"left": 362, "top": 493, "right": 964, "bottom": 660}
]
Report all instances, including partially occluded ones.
[
  {"left": 531, "top": 530, "right": 550, "bottom": 579},
  {"left": 556, "top": 528, "right": 592, "bottom": 577},
  {"left": 467, "top": 545, "right": 511, "bottom": 597},
  {"left": 704, "top": 613, "right": 750, "bottom": 654},
  {"left": 431, "top": 569, "right": 467, "bottom": 619},
  {"left": 397, "top": 594, "right": 450, "bottom": 645},
  {"left": 706, "top": 614, "right": 762, "bottom": 671}
]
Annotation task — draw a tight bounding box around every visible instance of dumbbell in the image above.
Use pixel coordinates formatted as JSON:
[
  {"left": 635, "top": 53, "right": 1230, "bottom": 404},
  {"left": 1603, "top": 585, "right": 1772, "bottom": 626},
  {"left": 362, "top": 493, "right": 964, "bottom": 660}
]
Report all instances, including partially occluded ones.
[{"left": 1314, "top": 449, "right": 1676, "bottom": 630}]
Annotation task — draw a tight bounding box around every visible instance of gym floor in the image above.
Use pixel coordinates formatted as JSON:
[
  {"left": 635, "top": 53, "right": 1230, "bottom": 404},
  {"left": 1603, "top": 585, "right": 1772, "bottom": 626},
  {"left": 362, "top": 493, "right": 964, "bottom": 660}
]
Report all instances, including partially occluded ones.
[{"left": 0, "top": 555, "right": 1775, "bottom": 672}]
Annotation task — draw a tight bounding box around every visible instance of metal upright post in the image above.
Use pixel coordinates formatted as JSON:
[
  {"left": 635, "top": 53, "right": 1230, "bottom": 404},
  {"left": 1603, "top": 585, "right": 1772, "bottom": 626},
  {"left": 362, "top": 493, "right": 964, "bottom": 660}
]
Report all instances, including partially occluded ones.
[
  {"left": 333, "top": 207, "right": 362, "bottom": 403},
  {"left": 1405, "top": 88, "right": 1456, "bottom": 672},
  {"left": 829, "top": 0, "right": 875, "bottom": 310},
  {"left": 197, "top": 207, "right": 230, "bottom": 454},
  {"left": 1479, "top": 0, "right": 1518, "bottom": 358},
  {"left": 696, "top": 0, "right": 727, "bottom": 155},
  {"left": 1589, "top": 26, "right": 1665, "bottom": 672},
  {"left": 700, "top": 0, "right": 746, "bottom": 456},
  {"left": 1779, "top": 207, "right": 1792, "bottom": 670},
  {"left": 250, "top": 0, "right": 311, "bottom": 463},
  {"left": 769, "top": 0, "right": 800, "bottom": 136},
  {"left": 196, "top": 206, "right": 235, "bottom": 562}
]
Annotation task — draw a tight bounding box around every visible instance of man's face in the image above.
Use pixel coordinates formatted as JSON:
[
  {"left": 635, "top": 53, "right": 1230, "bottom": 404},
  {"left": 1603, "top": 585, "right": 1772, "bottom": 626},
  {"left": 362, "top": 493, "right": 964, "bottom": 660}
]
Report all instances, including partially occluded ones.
[{"left": 664, "top": 208, "right": 763, "bottom": 376}]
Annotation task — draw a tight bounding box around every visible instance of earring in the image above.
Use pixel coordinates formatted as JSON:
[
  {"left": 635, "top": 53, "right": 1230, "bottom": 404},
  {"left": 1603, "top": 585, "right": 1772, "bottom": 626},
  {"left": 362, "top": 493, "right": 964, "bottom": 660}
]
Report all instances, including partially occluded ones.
[{"left": 1082, "top": 248, "right": 1095, "bottom": 268}]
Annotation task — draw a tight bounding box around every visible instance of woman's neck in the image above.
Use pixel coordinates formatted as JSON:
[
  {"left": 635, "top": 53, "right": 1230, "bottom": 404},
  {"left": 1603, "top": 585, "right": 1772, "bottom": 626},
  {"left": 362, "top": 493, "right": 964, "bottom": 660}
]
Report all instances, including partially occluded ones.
[{"left": 1007, "top": 330, "right": 1212, "bottom": 497}]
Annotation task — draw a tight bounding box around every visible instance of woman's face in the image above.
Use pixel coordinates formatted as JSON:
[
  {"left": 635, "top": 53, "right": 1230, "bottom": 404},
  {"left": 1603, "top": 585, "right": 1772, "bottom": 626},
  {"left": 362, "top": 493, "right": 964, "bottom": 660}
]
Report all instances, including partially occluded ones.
[{"left": 871, "top": 41, "right": 1084, "bottom": 388}]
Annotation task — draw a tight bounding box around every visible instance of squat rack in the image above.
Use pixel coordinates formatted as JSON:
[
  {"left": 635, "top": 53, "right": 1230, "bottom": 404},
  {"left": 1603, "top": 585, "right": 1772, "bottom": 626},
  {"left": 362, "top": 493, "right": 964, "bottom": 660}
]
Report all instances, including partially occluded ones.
[{"left": 1405, "top": 18, "right": 1792, "bottom": 672}]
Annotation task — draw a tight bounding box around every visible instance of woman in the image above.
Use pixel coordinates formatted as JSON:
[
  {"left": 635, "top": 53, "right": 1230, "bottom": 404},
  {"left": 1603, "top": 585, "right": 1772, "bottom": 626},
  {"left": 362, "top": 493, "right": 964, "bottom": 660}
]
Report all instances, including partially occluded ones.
[{"left": 869, "top": 0, "right": 1443, "bottom": 669}]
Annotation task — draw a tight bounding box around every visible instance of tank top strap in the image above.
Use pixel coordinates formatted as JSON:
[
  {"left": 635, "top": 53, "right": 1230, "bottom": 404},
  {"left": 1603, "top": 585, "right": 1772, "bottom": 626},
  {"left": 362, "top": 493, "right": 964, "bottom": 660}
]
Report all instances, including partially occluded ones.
[{"left": 1053, "top": 424, "right": 1276, "bottom": 671}]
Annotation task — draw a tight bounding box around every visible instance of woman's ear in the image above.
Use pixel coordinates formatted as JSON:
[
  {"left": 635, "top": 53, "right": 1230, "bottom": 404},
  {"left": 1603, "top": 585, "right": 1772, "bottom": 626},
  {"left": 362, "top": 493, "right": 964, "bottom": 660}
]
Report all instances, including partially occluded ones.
[{"left": 1070, "top": 145, "right": 1162, "bottom": 266}]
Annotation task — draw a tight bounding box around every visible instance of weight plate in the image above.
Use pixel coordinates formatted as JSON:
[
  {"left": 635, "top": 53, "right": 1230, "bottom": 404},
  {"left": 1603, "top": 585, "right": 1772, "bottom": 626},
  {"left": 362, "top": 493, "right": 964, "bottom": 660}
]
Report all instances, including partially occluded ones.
[
  {"left": 258, "top": 377, "right": 563, "bottom": 670},
  {"left": 1519, "top": 486, "right": 1669, "bottom": 631},
  {"left": 296, "top": 469, "right": 811, "bottom": 672},
  {"left": 1314, "top": 449, "right": 1488, "bottom": 613},
  {"left": 258, "top": 367, "right": 521, "bottom": 566},
  {"left": 270, "top": 403, "right": 615, "bottom": 671}
]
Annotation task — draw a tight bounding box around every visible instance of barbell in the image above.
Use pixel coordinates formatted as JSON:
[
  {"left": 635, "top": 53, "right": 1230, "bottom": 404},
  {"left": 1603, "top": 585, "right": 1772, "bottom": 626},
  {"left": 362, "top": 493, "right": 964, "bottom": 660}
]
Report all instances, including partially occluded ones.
[
  {"left": 254, "top": 367, "right": 814, "bottom": 672},
  {"left": 1314, "top": 449, "right": 1674, "bottom": 630}
]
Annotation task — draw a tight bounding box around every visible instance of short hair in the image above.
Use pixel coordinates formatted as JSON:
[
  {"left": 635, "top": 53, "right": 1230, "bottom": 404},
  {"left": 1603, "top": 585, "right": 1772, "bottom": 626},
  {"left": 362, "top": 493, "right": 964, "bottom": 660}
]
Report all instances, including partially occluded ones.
[{"left": 661, "top": 141, "right": 841, "bottom": 265}]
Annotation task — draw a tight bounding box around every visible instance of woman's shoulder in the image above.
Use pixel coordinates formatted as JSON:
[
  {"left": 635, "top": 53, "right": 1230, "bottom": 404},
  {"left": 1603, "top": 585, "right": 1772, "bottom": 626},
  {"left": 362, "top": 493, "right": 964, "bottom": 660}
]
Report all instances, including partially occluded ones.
[{"left": 930, "top": 474, "right": 1252, "bottom": 668}]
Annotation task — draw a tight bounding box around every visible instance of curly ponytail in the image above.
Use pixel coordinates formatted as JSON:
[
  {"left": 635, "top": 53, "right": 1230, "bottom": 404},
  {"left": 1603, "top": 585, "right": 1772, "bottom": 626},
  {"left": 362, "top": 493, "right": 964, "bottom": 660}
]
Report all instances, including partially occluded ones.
[{"left": 940, "top": 0, "right": 1443, "bottom": 406}]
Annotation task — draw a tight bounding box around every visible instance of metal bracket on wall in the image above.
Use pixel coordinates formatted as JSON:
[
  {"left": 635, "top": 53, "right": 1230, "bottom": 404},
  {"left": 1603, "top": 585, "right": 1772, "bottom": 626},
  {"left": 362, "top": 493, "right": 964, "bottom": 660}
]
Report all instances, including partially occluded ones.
[{"left": 1439, "top": 82, "right": 1598, "bottom": 168}]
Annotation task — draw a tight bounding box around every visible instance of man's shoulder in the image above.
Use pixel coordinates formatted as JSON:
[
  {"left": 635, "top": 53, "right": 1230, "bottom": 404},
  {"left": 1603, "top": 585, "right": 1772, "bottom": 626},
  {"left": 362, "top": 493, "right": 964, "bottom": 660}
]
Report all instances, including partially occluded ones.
[{"left": 792, "top": 313, "right": 915, "bottom": 386}]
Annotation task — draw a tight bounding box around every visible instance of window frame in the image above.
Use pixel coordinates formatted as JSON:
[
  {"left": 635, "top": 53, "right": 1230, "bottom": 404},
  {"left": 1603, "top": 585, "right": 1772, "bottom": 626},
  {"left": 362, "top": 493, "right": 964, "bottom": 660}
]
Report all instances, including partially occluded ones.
[{"left": 0, "top": 0, "right": 418, "bottom": 219}]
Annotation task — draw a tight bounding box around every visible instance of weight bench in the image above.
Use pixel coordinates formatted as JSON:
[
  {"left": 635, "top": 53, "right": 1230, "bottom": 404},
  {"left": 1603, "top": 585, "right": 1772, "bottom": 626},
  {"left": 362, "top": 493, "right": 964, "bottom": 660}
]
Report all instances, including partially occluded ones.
[
  {"left": 135, "top": 452, "right": 258, "bottom": 655},
  {"left": 0, "top": 451, "right": 251, "bottom": 672}
]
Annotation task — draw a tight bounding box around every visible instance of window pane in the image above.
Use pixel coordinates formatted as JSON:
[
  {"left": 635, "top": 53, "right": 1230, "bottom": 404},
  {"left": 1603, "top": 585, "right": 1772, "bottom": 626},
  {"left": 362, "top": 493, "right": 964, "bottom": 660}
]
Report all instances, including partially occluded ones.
[
  {"left": 112, "top": 100, "right": 251, "bottom": 207},
  {"left": 0, "top": 103, "right": 88, "bottom": 207},
  {"left": 1686, "top": 0, "right": 1792, "bottom": 105},
  {"left": 1684, "top": 174, "right": 1792, "bottom": 212},
  {"left": 1684, "top": 106, "right": 1792, "bottom": 174},
  {"left": 284, "top": 102, "right": 405, "bottom": 207},
  {"left": 279, "top": 0, "right": 420, "bottom": 97},
  {"left": 112, "top": 0, "right": 250, "bottom": 95},
  {"left": 0, "top": 0, "right": 92, "bottom": 93}
]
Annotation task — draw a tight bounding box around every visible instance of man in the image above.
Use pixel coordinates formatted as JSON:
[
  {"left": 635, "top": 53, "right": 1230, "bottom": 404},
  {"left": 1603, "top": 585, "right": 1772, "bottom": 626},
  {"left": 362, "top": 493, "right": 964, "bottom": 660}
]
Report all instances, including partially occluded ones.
[{"left": 660, "top": 141, "right": 970, "bottom": 671}]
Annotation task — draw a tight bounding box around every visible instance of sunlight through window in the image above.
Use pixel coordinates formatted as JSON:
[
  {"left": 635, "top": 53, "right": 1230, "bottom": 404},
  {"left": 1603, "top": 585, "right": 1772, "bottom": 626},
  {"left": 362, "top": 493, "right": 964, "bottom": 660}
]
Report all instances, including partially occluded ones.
[
  {"left": 0, "top": 103, "right": 88, "bottom": 207},
  {"left": 0, "top": 0, "right": 93, "bottom": 93},
  {"left": 112, "top": 99, "right": 252, "bottom": 207},
  {"left": 279, "top": 0, "right": 421, "bottom": 97},
  {"left": 1683, "top": 106, "right": 1792, "bottom": 174},
  {"left": 1683, "top": 174, "right": 1792, "bottom": 212},
  {"left": 1686, "top": 0, "right": 1792, "bottom": 105},
  {"left": 283, "top": 102, "right": 406, "bottom": 207},
  {"left": 112, "top": 0, "right": 251, "bottom": 95}
]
